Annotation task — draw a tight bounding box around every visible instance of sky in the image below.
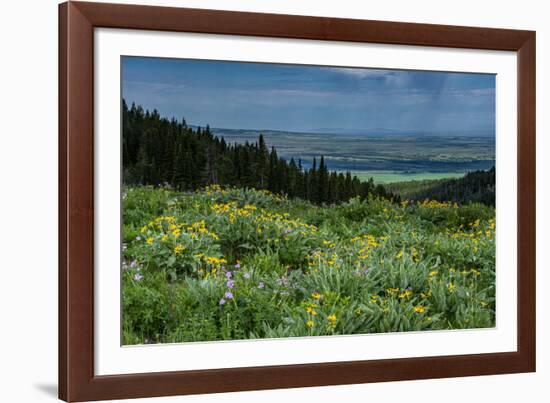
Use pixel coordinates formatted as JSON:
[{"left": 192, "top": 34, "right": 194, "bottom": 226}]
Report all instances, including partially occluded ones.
[{"left": 122, "top": 56, "right": 496, "bottom": 136}]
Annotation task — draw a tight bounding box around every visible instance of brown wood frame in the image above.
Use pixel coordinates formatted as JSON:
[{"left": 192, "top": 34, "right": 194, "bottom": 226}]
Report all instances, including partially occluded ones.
[{"left": 59, "top": 1, "right": 536, "bottom": 401}]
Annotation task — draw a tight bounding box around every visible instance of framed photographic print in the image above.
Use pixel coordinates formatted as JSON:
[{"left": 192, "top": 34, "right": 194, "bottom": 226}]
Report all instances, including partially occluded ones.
[{"left": 59, "top": 1, "right": 536, "bottom": 401}]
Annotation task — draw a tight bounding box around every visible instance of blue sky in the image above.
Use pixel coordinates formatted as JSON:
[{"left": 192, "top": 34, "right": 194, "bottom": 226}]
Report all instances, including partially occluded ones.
[{"left": 122, "top": 56, "right": 495, "bottom": 135}]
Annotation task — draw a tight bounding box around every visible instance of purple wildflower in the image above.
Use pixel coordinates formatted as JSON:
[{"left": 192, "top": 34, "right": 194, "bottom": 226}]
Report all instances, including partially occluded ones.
[
  {"left": 258, "top": 282, "right": 265, "bottom": 289},
  {"left": 226, "top": 279, "right": 235, "bottom": 289},
  {"left": 243, "top": 272, "right": 251, "bottom": 279},
  {"left": 276, "top": 276, "right": 289, "bottom": 286},
  {"left": 130, "top": 260, "right": 137, "bottom": 268},
  {"left": 135, "top": 236, "right": 141, "bottom": 241},
  {"left": 225, "top": 271, "right": 232, "bottom": 279},
  {"left": 224, "top": 291, "right": 234, "bottom": 299},
  {"left": 219, "top": 298, "right": 226, "bottom": 305},
  {"left": 234, "top": 263, "right": 241, "bottom": 269},
  {"left": 133, "top": 273, "right": 143, "bottom": 282}
]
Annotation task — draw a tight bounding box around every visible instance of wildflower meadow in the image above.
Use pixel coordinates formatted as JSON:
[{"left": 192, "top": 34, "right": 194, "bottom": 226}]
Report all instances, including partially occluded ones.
[{"left": 122, "top": 185, "right": 495, "bottom": 344}]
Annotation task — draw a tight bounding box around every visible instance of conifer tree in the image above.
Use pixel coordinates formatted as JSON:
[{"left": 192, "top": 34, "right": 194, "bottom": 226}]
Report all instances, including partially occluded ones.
[{"left": 121, "top": 100, "right": 401, "bottom": 205}]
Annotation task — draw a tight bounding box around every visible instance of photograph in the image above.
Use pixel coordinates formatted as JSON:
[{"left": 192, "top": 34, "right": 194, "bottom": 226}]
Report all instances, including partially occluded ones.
[
  {"left": 120, "top": 56, "right": 496, "bottom": 345},
  {"left": 1, "top": 0, "right": 542, "bottom": 402}
]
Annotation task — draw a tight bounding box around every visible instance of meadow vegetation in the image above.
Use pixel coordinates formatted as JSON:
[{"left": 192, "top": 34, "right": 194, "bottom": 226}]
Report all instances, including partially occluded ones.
[{"left": 122, "top": 185, "right": 496, "bottom": 344}]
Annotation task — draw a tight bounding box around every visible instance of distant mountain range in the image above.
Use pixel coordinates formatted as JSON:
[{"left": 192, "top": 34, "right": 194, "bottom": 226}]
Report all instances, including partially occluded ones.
[
  {"left": 189, "top": 125, "right": 494, "bottom": 138},
  {"left": 312, "top": 127, "right": 494, "bottom": 137}
]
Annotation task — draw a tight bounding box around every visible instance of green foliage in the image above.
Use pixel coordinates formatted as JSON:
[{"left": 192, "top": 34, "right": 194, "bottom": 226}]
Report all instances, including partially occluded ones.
[
  {"left": 122, "top": 100, "right": 391, "bottom": 205},
  {"left": 122, "top": 186, "right": 496, "bottom": 344},
  {"left": 387, "top": 168, "right": 496, "bottom": 206}
]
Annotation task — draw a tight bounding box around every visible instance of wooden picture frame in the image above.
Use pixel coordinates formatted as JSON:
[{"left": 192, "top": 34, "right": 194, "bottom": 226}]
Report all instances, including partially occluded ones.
[{"left": 59, "top": 1, "right": 536, "bottom": 401}]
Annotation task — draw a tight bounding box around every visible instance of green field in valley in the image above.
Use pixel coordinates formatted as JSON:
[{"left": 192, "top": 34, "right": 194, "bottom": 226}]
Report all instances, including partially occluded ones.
[{"left": 349, "top": 171, "right": 466, "bottom": 184}]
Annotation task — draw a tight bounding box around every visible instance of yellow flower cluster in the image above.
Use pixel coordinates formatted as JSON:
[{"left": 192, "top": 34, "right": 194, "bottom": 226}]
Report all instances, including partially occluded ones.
[
  {"left": 211, "top": 202, "right": 234, "bottom": 214},
  {"left": 140, "top": 215, "right": 177, "bottom": 234},
  {"left": 212, "top": 201, "right": 318, "bottom": 238},
  {"left": 304, "top": 301, "right": 318, "bottom": 316},
  {"left": 349, "top": 234, "right": 380, "bottom": 262},
  {"left": 449, "top": 217, "right": 495, "bottom": 244},
  {"left": 399, "top": 289, "right": 413, "bottom": 299},
  {"left": 255, "top": 210, "right": 317, "bottom": 236},
  {"left": 139, "top": 216, "right": 220, "bottom": 251},
  {"left": 351, "top": 234, "right": 379, "bottom": 247},
  {"left": 204, "top": 256, "right": 227, "bottom": 266},
  {"left": 307, "top": 250, "right": 325, "bottom": 269},
  {"left": 417, "top": 199, "right": 458, "bottom": 209},
  {"left": 414, "top": 305, "right": 426, "bottom": 314},
  {"left": 212, "top": 202, "right": 259, "bottom": 222}
]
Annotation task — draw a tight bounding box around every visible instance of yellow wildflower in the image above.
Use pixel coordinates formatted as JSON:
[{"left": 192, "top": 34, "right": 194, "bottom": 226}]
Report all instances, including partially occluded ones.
[
  {"left": 311, "top": 292, "right": 322, "bottom": 300},
  {"left": 306, "top": 306, "right": 317, "bottom": 316},
  {"left": 414, "top": 305, "right": 426, "bottom": 314},
  {"left": 399, "top": 290, "right": 413, "bottom": 299},
  {"left": 306, "top": 320, "right": 314, "bottom": 328},
  {"left": 205, "top": 256, "right": 227, "bottom": 266}
]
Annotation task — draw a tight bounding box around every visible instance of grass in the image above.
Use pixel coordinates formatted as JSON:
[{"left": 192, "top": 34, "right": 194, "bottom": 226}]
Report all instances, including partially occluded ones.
[
  {"left": 122, "top": 185, "right": 495, "bottom": 345},
  {"left": 350, "top": 171, "right": 465, "bottom": 184}
]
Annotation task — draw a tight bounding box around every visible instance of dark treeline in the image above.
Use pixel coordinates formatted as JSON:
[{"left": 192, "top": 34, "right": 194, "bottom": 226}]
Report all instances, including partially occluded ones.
[
  {"left": 123, "top": 101, "right": 392, "bottom": 204},
  {"left": 407, "top": 168, "right": 495, "bottom": 206}
]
